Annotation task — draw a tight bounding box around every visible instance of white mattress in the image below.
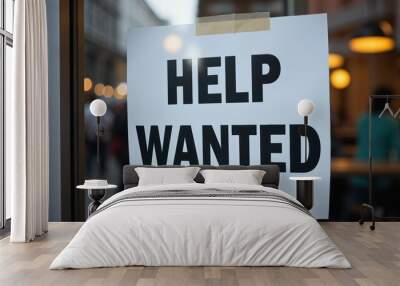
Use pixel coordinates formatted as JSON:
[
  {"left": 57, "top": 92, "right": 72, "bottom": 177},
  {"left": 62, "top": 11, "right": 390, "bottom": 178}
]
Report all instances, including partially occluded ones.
[{"left": 50, "top": 183, "right": 350, "bottom": 269}]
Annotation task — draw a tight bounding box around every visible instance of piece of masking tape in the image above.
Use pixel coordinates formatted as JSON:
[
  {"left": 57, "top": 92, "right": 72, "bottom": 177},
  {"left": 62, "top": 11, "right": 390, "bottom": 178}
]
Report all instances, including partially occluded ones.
[{"left": 196, "top": 12, "right": 270, "bottom": 36}]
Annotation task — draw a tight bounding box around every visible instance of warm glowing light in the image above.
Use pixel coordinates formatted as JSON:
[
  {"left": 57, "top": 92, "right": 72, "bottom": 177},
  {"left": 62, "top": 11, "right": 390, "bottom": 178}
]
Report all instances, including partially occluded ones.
[
  {"left": 114, "top": 82, "right": 128, "bottom": 100},
  {"left": 328, "top": 53, "right": 344, "bottom": 69},
  {"left": 84, "top": 77, "right": 93, "bottom": 92},
  {"left": 330, "top": 69, "right": 351, "bottom": 89},
  {"left": 103, "top": 85, "right": 114, "bottom": 97},
  {"left": 114, "top": 92, "right": 126, "bottom": 100},
  {"left": 163, "top": 34, "right": 182, "bottom": 53},
  {"left": 94, "top": 83, "right": 105, "bottom": 96},
  {"left": 349, "top": 36, "right": 395, "bottom": 54},
  {"left": 379, "top": 20, "right": 393, "bottom": 36}
]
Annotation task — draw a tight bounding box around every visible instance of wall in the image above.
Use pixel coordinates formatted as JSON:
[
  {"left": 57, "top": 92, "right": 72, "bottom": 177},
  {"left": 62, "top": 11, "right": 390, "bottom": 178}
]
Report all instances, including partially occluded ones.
[{"left": 47, "top": 0, "right": 61, "bottom": 221}]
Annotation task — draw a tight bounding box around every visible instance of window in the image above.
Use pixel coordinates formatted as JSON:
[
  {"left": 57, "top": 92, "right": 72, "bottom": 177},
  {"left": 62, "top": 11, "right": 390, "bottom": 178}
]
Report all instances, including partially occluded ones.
[
  {"left": 83, "top": 0, "right": 164, "bottom": 191},
  {"left": 1, "top": 0, "right": 14, "bottom": 229}
]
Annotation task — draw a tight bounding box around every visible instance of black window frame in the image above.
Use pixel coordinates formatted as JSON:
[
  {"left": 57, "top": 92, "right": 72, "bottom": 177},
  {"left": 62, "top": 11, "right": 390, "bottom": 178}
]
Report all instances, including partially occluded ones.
[{"left": 60, "top": 0, "right": 86, "bottom": 221}]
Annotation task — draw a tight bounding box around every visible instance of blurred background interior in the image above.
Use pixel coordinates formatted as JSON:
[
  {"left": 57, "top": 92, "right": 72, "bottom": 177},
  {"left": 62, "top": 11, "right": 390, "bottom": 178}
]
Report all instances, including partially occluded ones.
[{"left": 82, "top": 0, "right": 400, "bottom": 220}]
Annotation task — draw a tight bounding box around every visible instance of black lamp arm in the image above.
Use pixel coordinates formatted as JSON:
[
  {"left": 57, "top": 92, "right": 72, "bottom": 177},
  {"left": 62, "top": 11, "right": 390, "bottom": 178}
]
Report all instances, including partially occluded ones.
[
  {"left": 304, "top": 115, "right": 308, "bottom": 162},
  {"left": 96, "top": 116, "right": 102, "bottom": 164},
  {"left": 96, "top": 117, "right": 105, "bottom": 137}
]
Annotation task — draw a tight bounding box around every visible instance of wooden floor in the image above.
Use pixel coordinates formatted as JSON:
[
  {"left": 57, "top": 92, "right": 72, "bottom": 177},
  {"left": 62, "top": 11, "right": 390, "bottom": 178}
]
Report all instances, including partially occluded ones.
[{"left": 0, "top": 222, "right": 399, "bottom": 286}]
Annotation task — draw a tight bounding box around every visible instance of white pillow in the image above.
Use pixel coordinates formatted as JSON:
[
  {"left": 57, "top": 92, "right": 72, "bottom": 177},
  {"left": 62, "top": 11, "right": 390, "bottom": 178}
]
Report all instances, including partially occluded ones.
[
  {"left": 200, "top": 169, "right": 266, "bottom": 185},
  {"left": 135, "top": 167, "right": 200, "bottom": 186}
]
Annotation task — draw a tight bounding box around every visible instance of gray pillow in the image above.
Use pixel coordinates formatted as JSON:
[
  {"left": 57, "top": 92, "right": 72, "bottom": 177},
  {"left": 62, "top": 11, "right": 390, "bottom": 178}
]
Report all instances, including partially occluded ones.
[
  {"left": 200, "top": 169, "right": 266, "bottom": 185},
  {"left": 135, "top": 167, "right": 201, "bottom": 186}
]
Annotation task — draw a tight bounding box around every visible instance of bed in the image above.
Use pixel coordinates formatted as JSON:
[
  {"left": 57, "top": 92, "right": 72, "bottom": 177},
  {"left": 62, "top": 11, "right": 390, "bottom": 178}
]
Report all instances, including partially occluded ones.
[{"left": 50, "top": 165, "right": 350, "bottom": 269}]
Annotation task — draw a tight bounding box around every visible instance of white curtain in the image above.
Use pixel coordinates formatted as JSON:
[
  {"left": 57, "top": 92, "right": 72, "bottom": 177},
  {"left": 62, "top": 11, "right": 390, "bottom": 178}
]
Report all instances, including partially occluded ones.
[{"left": 7, "top": 0, "right": 49, "bottom": 242}]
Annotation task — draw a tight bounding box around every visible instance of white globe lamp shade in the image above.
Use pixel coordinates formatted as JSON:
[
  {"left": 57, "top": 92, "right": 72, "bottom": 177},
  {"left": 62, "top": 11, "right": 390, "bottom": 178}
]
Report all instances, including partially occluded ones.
[
  {"left": 297, "top": 99, "right": 315, "bottom": 117},
  {"left": 90, "top": 99, "right": 107, "bottom": 117}
]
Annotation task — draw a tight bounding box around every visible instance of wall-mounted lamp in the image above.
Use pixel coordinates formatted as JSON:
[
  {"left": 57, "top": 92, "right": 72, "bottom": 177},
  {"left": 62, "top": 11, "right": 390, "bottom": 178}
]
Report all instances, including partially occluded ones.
[
  {"left": 89, "top": 99, "right": 107, "bottom": 164},
  {"left": 297, "top": 99, "right": 315, "bottom": 161}
]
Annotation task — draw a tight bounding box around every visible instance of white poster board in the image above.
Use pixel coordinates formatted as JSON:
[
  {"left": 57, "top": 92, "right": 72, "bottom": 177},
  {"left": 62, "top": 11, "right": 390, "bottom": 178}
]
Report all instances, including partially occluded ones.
[{"left": 127, "top": 14, "right": 330, "bottom": 218}]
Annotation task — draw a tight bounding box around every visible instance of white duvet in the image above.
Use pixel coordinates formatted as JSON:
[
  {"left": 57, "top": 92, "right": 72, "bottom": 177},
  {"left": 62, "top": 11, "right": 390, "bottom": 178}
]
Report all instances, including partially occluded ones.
[{"left": 50, "top": 183, "right": 351, "bottom": 269}]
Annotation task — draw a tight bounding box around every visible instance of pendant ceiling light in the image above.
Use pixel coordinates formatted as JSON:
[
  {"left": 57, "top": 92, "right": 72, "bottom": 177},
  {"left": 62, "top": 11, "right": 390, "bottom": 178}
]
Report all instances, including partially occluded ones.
[{"left": 349, "top": 22, "right": 395, "bottom": 54}]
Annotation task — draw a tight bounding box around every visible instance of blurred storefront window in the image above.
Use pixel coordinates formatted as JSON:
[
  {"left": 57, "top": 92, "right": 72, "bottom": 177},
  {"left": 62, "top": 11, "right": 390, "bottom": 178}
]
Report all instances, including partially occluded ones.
[
  {"left": 84, "top": 0, "right": 165, "bottom": 193},
  {"left": 310, "top": 0, "right": 400, "bottom": 220},
  {"left": 84, "top": 0, "right": 400, "bottom": 219}
]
